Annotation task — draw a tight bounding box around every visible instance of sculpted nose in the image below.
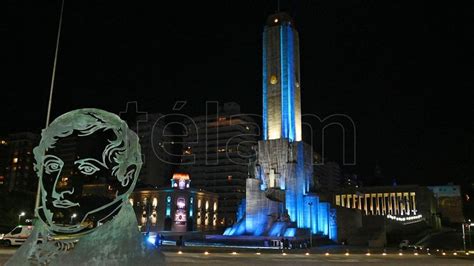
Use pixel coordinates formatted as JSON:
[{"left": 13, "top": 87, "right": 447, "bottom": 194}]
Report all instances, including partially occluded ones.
[
  {"left": 54, "top": 176, "right": 75, "bottom": 198},
  {"left": 58, "top": 187, "right": 75, "bottom": 198}
]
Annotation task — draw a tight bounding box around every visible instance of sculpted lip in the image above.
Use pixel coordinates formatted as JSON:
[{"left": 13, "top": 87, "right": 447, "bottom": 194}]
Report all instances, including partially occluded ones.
[{"left": 53, "top": 199, "right": 80, "bottom": 208}]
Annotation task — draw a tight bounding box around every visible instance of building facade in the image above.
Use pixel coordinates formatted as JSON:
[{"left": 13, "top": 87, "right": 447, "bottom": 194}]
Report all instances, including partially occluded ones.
[
  {"left": 3, "top": 132, "right": 39, "bottom": 193},
  {"left": 0, "top": 137, "right": 8, "bottom": 187},
  {"left": 130, "top": 173, "right": 219, "bottom": 233},
  {"left": 333, "top": 185, "right": 440, "bottom": 227},
  {"left": 428, "top": 185, "right": 464, "bottom": 224},
  {"left": 134, "top": 113, "right": 174, "bottom": 187},
  {"left": 178, "top": 102, "right": 257, "bottom": 227},
  {"left": 314, "top": 161, "right": 342, "bottom": 192}
]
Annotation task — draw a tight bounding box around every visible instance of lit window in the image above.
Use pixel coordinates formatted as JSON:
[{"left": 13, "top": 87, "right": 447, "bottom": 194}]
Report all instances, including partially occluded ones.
[
  {"left": 178, "top": 179, "right": 186, "bottom": 189},
  {"left": 177, "top": 197, "right": 186, "bottom": 209},
  {"left": 198, "top": 199, "right": 202, "bottom": 208},
  {"left": 152, "top": 197, "right": 158, "bottom": 207},
  {"left": 129, "top": 198, "right": 134, "bottom": 206},
  {"left": 151, "top": 211, "right": 157, "bottom": 224},
  {"left": 213, "top": 202, "right": 217, "bottom": 211},
  {"left": 228, "top": 175, "right": 232, "bottom": 181},
  {"left": 274, "top": 18, "right": 278, "bottom": 23},
  {"left": 205, "top": 201, "right": 209, "bottom": 211},
  {"left": 13, "top": 158, "right": 18, "bottom": 163}
]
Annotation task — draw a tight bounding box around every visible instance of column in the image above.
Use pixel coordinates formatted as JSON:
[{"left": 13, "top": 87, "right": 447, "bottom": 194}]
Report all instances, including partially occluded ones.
[
  {"left": 364, "top": 195, "right": 368, "bottom": 215},
  {"left": 411, "top": 192, "right": 417, "bottom": 215},
  {"left": 394, "top": 193, "right": 399, "bottom": 215},
  {"left": 404, "top": 192, "right": 410, "bottom": 215}
]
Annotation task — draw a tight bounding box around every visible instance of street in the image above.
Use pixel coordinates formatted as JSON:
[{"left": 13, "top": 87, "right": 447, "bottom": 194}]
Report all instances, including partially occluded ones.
[{"left": 2, "top": 246, "right": 474, "bottom": 265}]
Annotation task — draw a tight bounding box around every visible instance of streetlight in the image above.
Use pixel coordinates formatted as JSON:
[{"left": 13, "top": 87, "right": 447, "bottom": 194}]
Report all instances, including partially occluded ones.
[
  {"left": 18, "top": 212, "right": 25, "bottom": 224},
  {"left": 70, "top": 213, "right": 77, "bottom": 224},
  {"left": 468, "top": 219, "right": 472, "bottom": 249},
  {"left": 462, "top": 221, "right": 474, "bottom": 251},
  {"left": 308, "top": 201, "right": 313, "bottom": 248}
]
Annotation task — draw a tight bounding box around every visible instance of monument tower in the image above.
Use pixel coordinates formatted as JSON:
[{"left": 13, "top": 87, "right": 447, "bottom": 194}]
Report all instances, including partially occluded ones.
[
  {"left": 224, "top": 12, "right": 337, "bottom": 240},
  {"left": 263, "top": 13, "right": 302, "bottom": 142}
]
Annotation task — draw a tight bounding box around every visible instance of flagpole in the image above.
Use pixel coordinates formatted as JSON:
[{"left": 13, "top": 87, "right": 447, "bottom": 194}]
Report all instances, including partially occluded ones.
[{"left": 34, "top": 0, "right": 65, "bottom": 215}]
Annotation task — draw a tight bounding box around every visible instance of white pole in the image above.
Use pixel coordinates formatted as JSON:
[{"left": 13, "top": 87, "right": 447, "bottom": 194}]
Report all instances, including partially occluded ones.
[
  {"left": 462, "top": 223, "right": 467, "bottom": 251},
  {"left": 308, "top": 202, "right": 313, "bottom": 247},
  {"left": 34, "top": 0, "right": 65, "bottom": 215}
]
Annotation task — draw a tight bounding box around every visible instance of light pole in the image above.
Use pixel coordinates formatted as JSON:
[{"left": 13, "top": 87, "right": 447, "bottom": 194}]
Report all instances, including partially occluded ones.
[
  {"left": 462, "top": 222, "right": 467, "bottom": 251},
  {"left": 18, "top": 212, "right": 25, "bottom": 224},
  {"left": 468, "top": 219, "right": 472, "bottom": 249},
  {"left": 308, "top": 202, "right": 313, "bottom": 248},
  {"left": 70, "top": 213, "right": 77, "bottom": 224},
  {"left": 33, "top": 0, "right": 65, "bottom": 218}
]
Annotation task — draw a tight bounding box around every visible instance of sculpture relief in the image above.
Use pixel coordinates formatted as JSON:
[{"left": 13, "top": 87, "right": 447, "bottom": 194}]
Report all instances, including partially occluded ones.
[{"left": 7, "top": 108, "right": 164, "bottom": 265}]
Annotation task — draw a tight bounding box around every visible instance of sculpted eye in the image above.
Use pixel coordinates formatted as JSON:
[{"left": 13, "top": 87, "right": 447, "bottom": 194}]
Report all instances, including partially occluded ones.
[
  {"left": 44, "top": 159, "right": 62, "bottom": 174},
  {"left": 77, "top": 163, "right": 100, "bottom": 175}
]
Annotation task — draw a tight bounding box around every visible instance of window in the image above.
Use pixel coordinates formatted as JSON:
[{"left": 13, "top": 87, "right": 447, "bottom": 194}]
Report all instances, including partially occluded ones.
[
  {"left": 141, "top": 211, "right": 147, "bottom": 225},
  {"left": 11, "top": 227, "right": 22, "bottom": 235},
  {"left": 13, "top": 158, "right": 18, "bottom": 164}
]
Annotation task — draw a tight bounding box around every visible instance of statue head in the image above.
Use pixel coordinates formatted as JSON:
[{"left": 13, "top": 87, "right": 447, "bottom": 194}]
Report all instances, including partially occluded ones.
[{"left": 34, "top": 108, "right": 142, "bottom": 235}]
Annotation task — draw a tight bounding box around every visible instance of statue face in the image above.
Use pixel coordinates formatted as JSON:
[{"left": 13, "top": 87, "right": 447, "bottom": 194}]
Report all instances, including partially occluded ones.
[{"left": 35, "top": 109, "right": 142, "bottom": 235}]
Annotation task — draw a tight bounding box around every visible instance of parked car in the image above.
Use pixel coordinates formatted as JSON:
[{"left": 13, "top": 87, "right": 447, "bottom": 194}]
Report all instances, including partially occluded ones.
[
  {"left": 0, "top": 225, "right": 43, "bottom": 246},
  {"left": 399, "top": 239, "right": 422, "bottom": 250}
]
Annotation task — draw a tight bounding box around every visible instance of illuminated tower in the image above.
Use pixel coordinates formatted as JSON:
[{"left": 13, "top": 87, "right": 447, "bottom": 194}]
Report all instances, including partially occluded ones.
[
  {"left": 263, "top": 13, "right": 302, "bottom": 142},
  {"left": 224, "top": 12, "right": 337, "bottom": 241}
]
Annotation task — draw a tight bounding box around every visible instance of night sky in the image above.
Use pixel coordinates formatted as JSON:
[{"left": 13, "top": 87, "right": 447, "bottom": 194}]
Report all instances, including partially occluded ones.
[{"left": 3, "top": 1, "right": 473, "bottom": 186}]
